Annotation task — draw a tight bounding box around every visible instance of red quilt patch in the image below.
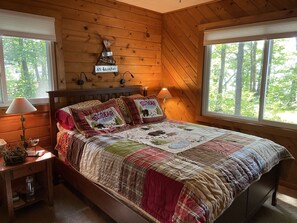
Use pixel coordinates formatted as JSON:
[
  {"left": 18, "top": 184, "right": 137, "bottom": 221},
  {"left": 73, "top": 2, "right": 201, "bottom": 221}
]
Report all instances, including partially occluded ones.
[{"left": 141, "top": 169, "right": 183, "bottom": 223}]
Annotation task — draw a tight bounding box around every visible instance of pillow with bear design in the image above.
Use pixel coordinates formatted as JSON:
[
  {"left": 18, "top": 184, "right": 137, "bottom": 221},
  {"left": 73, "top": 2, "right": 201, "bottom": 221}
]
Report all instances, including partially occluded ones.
[{"left": 122, "top": 96, "right": 166, "bottom": 124}]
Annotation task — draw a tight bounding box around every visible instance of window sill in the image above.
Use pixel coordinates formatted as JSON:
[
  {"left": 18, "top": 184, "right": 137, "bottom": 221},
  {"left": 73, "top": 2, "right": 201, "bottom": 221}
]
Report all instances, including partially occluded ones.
[{"left": 197, "top": 115, "right": 297, "bottom": 138}]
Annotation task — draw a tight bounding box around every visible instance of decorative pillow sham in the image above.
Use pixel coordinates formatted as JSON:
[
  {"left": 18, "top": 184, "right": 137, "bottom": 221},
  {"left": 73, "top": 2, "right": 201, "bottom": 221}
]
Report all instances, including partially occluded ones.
[
  {"left": 114, "top": 98, "right": 133, "bottom": 124},
  {"left": 55, "top": 100, "right": 102, "bottom": 130},
  {"left": 122, "top": 96, "right": 166, "bottom": 124},
  {"left": 70, "top": 99, "right": 126, "bottom": 138},
  {"left": 114, "top": 94, "right": 144, "bottom": 124}
]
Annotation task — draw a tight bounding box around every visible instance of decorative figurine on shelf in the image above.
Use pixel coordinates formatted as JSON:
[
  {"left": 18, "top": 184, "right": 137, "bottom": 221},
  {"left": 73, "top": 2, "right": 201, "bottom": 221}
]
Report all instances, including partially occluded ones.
[
  {"left": 26, "top": 175, "right": 35, "bottom": 202},
  {"left": 28, "top": 138, "right": 40, "bottom": 157}
]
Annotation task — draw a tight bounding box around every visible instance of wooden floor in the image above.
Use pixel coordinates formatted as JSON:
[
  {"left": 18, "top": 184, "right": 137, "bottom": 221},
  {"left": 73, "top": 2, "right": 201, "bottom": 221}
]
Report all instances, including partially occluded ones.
[
  {"left": 249, "top": 186, "right": 297, "bottom": 223},
  {"left": 0, "top": 184, "right": 296, "bottom": 223},
  {"left": 0, "top": 183, "right": 115, "bottom": 223}
]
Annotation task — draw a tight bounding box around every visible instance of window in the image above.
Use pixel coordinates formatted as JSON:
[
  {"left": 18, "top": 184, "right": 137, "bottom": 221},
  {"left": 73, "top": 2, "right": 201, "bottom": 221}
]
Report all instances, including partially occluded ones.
[
  {"left": 1, "top": 36, "right": 53, "bottom": 103},
  {"left": 203, "top": 19, "right": 297, "bottom": 128},
  {"left": 0, "top": 9, "right": 56, "bottom": 105}
]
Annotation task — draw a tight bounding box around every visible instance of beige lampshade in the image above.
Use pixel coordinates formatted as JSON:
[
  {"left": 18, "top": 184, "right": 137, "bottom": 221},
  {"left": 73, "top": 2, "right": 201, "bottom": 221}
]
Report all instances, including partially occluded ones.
[
  {"left": 6, "top": 97, "right": 37, "bottom": 114},
  {"left": 157, "top": 87, "right": 172, "bottom": 99}
]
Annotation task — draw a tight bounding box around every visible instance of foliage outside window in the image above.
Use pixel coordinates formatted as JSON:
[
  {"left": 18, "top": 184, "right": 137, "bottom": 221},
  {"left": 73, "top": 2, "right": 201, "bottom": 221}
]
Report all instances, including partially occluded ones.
[
  {"left": 0, "top": 36, "right": 53, "bottom": 105},
  {"left": 204, "top": 37, "right": 297, "bottom": 128}
]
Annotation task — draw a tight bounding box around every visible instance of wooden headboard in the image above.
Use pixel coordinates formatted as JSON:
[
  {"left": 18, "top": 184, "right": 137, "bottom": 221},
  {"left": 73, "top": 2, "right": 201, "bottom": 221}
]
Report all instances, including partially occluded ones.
[{"left": 47, "top": 85, "right": 147, "bottom": 153}]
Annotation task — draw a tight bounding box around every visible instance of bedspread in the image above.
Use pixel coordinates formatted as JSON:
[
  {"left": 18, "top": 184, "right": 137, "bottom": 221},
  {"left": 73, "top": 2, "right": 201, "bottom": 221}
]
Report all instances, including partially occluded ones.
[{"left": 56, "top": 120, "right": 293, "bottom": 223}]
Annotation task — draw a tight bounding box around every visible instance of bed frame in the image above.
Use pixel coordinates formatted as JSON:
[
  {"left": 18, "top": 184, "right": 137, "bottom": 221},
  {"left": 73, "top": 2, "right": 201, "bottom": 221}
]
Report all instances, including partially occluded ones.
[{"left": 48, "top": 85, "right": 280, "bottom": 223}]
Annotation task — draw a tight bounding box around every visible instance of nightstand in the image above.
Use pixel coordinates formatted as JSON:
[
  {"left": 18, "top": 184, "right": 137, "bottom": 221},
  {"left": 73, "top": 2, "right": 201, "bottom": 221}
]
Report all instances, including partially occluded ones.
[{"left": 0, "top": 146, "right": 55, "bottom": 222}]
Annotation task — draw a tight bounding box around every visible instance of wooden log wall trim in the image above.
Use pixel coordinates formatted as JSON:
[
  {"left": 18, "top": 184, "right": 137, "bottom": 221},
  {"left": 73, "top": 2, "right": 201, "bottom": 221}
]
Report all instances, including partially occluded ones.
[{"left": 162, "top": 0, "right": 297, "bottom": 189}]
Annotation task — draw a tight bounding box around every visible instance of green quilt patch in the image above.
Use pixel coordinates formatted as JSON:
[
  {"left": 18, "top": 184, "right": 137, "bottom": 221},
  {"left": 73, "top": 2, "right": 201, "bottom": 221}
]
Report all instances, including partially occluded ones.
[
  {"left": 151, "top": 139, "right": 170, "bottom": 145},
  {"left": 105, "top": 140, "right": 146, "bottom": 157}
]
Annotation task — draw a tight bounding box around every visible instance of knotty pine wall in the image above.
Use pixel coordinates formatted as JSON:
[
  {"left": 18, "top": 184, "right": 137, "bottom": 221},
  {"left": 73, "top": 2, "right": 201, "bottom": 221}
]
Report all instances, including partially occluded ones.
[
  {"left": 0, "top": 0, "right": 162, "bottom": 148},
  {"left": 1, "top": 0, "right": 297, "bottom": 189},
  {"left": 162, "top": 0, "right": 297, "bottom": 189}
]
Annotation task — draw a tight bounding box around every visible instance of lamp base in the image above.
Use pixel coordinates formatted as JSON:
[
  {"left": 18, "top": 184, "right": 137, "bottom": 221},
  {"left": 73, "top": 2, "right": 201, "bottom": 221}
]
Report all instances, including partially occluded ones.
[{"left": 23, "top": 141, "right": 29, "bottom": 150}]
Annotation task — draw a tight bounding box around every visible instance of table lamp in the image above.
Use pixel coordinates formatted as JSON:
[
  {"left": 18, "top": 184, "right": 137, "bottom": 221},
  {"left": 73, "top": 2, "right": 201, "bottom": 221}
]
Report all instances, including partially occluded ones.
[
  {"left": 6, "top": 97, "right": 37, "bottom": 149},
  {"left": 157, "top": 87, "right": 172, "bottom": 112}
]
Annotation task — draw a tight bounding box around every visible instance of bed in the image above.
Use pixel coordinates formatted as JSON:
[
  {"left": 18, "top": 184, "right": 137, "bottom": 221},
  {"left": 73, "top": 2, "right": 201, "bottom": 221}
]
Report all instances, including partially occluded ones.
[{"left": 47, "top": 85, "right": 293, "bottom": 223}]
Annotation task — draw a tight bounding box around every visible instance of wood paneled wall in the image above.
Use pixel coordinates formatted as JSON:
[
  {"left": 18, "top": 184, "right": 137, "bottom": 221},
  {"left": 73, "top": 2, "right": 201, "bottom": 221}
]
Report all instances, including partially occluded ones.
[
  {"left": 1, "top": 0, "right": 297, "bottom": 189},
  {"left": 162, "top": 0, "right": 297, "bottom": 189},
  {"left": 0, "top": 0, "right": 162, "bottom": 90},
  {"left": 0, "top": 0, "right": 162, "bottom": 148},
  {"left": 0, "top": 105, "right": 51, "bottom": 148}
]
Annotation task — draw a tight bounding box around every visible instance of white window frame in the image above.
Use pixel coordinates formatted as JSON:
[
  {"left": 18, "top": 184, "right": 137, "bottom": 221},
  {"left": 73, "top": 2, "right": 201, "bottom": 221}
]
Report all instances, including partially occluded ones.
[
  {"left": 202, "top": 37, "right": 297, "bottom": 130},
  {"left": 0, "top": 36, "right": 56, "bottom": 106},
  {"left": 0, "top": 9, "right": 56, "bottom": 106}
]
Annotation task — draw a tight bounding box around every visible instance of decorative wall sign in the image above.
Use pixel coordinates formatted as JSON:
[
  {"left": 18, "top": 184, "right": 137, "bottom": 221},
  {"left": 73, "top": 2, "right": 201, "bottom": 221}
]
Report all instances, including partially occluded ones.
[
  {"left": 94, "top": 39, "right": 118, "bottom": 75},
  {"left": 95, "top": 65, "right": 118, "bottom": 73}
]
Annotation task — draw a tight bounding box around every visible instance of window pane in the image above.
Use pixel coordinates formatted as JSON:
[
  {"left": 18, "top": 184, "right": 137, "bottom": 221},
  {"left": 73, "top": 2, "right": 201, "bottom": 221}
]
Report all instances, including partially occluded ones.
[
  {"left": 264, "top": 37, "right": 297, "bottom": 125},
  {"left": 207, "top": 41, "right": 264, "bottom": 118},
  {"left": 2, "top": 36, "right": 51, "bottom": 101}
]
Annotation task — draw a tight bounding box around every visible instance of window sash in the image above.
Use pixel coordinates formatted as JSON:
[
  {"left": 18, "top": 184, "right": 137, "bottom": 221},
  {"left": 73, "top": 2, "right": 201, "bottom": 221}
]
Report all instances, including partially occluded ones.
[{"left": 258, "top": 40, "right": 271, "bottom": 121}]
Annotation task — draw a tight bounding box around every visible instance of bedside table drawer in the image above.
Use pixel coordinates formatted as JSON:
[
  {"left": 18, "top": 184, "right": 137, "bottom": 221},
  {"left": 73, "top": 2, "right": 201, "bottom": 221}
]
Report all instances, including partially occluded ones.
[{"left": 12, "top": 162, "right": 45, "bottom": 179}]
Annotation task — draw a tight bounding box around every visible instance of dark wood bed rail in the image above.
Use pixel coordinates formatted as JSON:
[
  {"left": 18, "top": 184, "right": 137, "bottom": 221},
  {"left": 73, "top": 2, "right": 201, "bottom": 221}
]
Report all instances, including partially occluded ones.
[{"left": 47, "top": 85, "right": 147, "bottom": 153}]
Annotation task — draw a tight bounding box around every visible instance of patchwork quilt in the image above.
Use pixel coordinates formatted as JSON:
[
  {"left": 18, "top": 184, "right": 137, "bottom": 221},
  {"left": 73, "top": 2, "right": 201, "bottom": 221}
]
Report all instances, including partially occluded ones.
[{"left": 56, "top": 120, "right": 293, "bottom": 223}]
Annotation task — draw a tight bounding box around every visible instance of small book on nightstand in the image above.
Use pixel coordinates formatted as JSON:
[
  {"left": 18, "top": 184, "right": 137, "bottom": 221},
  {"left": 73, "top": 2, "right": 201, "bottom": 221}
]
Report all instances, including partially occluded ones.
[
  {"left": 13, "top": 198, "right": 25, "bottom": 208},
  {"left": 12, "top": 192, "right": 19, "bottom": 202},
  {"left": 12, "top": 192, "right": 26, "bottom": 208},
  {"left": 27, "top": 149, "right": 46, "bottom": 157}
]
